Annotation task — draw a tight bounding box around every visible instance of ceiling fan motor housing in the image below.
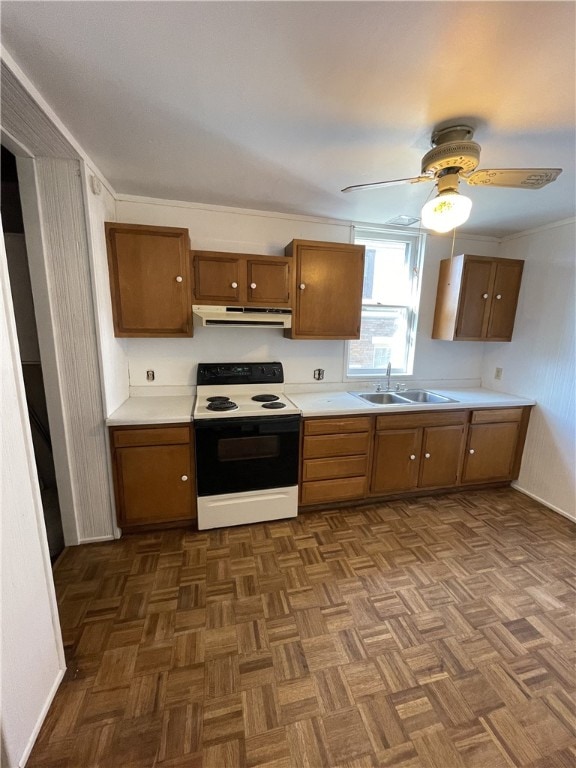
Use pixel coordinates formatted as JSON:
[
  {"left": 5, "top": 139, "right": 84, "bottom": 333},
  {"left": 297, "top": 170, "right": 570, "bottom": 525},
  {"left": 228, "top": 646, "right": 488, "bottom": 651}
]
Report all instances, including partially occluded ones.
[{"left": 421, "top": 141, "right": 481, "bottom": 175}]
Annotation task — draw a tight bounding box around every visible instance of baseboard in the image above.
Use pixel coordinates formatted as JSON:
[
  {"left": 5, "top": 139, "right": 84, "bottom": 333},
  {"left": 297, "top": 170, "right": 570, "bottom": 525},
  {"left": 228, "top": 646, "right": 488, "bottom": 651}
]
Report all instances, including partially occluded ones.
[
  {"left": 77, "top": 534, "right": 115, "bottom": 544},
  {"left": 511, "top": 482, "right": 576, "bottom": 523},
  {"left": 19, "top": 668, "right": 65, "bottom": 767}
]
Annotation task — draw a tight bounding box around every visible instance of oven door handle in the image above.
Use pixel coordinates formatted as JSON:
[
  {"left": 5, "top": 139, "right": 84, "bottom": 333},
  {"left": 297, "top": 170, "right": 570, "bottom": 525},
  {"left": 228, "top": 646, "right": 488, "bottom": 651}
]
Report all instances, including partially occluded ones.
[{"left": 193, "top": 415, "right": 301, "bottom": 433}]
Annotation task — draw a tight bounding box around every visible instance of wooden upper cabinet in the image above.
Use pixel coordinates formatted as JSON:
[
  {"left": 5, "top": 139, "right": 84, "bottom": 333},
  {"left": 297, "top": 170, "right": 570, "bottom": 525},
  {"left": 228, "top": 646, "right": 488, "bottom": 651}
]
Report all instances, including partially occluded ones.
[
  {"left": 432, "top": 254, "right": 524, "bottom": 341},
  {"left": 193, "top": 252, "right": 241, "bottom": 303},
  {"left": 284, "top": 239, "right": 365, "bottom": 339},
  {"left": 105, "top": 222, "right": 192, "bottom": 337},
  {"left": 192, "top": 251, "right": 291, "bottom": 307}
]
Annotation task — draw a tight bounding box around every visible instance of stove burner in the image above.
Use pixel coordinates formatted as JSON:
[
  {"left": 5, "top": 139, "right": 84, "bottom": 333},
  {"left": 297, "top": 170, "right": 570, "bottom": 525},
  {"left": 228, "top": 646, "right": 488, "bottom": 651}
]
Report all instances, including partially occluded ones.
[
  {"left": 207, "top": 396, "right": 230, "bottom": 403},
  {"left": 207, "top": 400, "right": 238, "bottom": 412},
  {"left": 252, "top": 394, "right": 280, "bottom": 402},
  {"left": 261, "top": 401, "right": 286, "bottom": 409}
]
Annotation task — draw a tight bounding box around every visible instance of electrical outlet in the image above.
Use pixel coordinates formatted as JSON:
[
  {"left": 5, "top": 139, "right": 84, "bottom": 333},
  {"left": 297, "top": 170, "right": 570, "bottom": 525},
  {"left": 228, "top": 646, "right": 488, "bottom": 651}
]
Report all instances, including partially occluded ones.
[
  {"left": 146, "top": 370, "right": 155, "bottom": 382},
  {"left": 494, "top": 367, "right": 503, "bottom": 380},
  {"left": 313, "top": 368, "right": 325, "bottom": 380}
]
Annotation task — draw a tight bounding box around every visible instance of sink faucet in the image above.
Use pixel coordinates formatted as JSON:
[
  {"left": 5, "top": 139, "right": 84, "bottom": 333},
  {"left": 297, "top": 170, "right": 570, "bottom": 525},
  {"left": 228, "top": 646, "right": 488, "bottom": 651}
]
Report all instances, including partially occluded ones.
[{"left": 375, "top": 362, "right": 392, "bottom": 392}]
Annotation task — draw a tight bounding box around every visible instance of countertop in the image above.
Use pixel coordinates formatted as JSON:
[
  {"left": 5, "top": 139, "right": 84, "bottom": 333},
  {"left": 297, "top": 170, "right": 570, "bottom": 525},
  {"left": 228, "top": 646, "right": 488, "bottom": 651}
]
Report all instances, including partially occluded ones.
[
  {"left": 287, "top": 388, "right": 535, "bottom": 418},
  {"left": 106, "top": 396, "right": 194, "bottom": 425},
  {"left": 105, "top": 388, "right": 534, "bottom": 425}
]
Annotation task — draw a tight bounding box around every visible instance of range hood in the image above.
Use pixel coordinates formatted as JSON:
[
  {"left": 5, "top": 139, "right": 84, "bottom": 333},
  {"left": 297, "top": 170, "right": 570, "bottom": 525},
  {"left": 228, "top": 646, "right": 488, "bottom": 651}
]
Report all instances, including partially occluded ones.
[{"left": 193, "top": 305, "right": 292, "bottom": 328}]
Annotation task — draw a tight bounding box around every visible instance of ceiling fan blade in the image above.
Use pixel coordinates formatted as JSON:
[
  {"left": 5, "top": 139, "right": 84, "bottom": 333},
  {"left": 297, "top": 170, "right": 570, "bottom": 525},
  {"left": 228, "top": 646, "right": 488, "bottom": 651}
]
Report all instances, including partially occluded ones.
[
  {"left": 341, "top": 175, "right": 433, "bottom": 193},
  {"left": 464, "top": 168, "right": 562, "bottom": 189}
]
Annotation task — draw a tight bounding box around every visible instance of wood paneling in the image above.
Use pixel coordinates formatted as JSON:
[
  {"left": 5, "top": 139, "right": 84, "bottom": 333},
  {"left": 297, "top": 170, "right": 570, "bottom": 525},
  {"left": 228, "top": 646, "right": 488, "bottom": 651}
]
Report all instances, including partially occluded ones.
[{"left": 28, "top": 488, "right": 576, "bottom": 768}]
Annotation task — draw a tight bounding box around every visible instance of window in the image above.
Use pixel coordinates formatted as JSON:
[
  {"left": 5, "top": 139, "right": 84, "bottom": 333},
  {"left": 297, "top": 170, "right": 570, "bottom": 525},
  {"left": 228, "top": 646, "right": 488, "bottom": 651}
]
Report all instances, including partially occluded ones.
[{"left": 346, "top": 227, "right": 425, "bottom": 377}]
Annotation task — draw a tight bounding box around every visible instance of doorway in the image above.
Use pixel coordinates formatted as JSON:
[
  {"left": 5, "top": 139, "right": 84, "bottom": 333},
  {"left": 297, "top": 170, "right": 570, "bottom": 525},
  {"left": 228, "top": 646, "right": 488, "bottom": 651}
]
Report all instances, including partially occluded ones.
[{"left": 2, "top": 145, "right": 65, "bottom": 561}]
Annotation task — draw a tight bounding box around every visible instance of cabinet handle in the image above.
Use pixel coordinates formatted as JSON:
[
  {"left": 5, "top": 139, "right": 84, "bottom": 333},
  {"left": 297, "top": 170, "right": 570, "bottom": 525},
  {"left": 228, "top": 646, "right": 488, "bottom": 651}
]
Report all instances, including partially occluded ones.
[
  {"left": 482, "top": 293, "right": 489, "bottom": 299},
  {"left": 424, "top": 453, "right": 431, "bottom": 459},
  {"left": 175, "top": 275, "right": 183, "bottom": 283},
  {"left": 495, "top": 294, "right": 502, "bottom": 300},
  {"left": 181, "top": 475, "right": 188, "bottom": 482},
  {"left": 299, "top": 283, "right": 306, "bottom": 290},
  {"left": 231, "top": 282, "right": 238, "bottom": 289},
  {"left": 250, "top": 282, "right": 257, "bottom": 289},
  {"left": 469, "top": 449, "right": 475, "bottom": 455},
  {"left": 409, "top": 454, "right": 416, "bottom": 460}
]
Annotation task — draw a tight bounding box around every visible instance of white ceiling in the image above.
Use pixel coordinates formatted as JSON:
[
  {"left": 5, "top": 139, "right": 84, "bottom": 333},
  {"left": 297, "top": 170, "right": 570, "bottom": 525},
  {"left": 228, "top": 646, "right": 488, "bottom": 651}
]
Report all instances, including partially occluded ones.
[{"left": 1, "top": 1, "right": 575, "bottom": 237}]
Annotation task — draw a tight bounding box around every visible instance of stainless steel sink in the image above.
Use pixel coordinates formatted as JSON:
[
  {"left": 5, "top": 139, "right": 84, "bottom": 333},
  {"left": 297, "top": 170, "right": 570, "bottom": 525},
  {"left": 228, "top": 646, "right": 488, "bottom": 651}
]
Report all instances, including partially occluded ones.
[
  {"left": 349, "top": 391, "right": 411, "bottom": 405},
  {"left": 349, "top": 389, "right": 458, "bottom": 406},
  {"left": 399, "top": 390, "right": 458, "bottom": 404}
]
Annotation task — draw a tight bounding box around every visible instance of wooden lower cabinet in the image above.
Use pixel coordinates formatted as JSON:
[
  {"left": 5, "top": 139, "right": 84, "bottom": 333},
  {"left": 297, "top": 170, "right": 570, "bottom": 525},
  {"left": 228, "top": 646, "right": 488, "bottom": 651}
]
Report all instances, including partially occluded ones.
[
  {"left": 461, "top": 408, "right": 526, "bottom": 483},
  {"left": 299, "top": 406, "right": 531, "bottom": 509},
  {"left": 110, "top": 424, "right": 196, "bottom": 532},
  {"left": 300, "top": 416, "right": 372, "bottom": 505},
  {"left": 371, "top": 413, "right": 467, "bottom": 495}
]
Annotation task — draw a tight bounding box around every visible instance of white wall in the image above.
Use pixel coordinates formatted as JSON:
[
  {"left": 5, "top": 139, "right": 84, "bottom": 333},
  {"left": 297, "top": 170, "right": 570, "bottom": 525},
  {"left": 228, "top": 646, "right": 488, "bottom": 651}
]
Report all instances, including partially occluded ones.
[
  {"left": 82, "top": 165, "right": 128, "bottom": 415},
  {"left": 481, "top": 219, "right": 576, "bottom": 520},
  {"left": 1, "top": 230, "right": 65, "bottom": 768},
  {"left": 112, "top": 196, "right": 500, "bottom": 396}
]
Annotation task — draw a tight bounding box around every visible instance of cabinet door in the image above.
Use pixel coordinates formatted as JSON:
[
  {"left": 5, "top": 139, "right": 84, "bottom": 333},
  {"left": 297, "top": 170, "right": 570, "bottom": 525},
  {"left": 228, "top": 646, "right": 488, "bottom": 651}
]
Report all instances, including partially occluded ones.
[
  {"left": 461, "top": 422, "right": 519, "bottom": 483},
  {"left": 419, "top": 425, "right": 464, "bottom": 488},
  {"left": 115, "top": 443, "right": 193, "bottom": 529},
  {"left": 371, "top": 429, "right": 420, "bottom": 494},
  {"left": 486, "top": 261, "right": 524, "bottom": 340},
  {"left": 246, "top": 259, "right": 291, "bottom": 306},
  {"left": 288, "top": 241, "right": 365, "bottom": 339},
  {"left": 193, "top": 252, "right": 241, "bottom": 303},
  {"left": 106, "top": 223, "right": 192, "bottom": 337},
  {"left": 455, "top": 258, "right": 493, "bottom": 339}
]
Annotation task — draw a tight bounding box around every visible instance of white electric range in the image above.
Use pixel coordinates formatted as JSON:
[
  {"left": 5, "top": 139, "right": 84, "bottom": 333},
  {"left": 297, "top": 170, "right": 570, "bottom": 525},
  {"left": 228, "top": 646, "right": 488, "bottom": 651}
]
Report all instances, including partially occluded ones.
[{"left": 193, "top": 362, "right": 301, "bottom": 530}]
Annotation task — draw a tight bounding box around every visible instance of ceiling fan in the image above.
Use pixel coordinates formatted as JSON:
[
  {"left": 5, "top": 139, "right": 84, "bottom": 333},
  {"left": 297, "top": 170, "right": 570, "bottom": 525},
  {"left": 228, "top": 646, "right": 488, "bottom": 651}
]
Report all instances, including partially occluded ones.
[{"left": 341, "top": 123, "right": 562, "bottom": 232}]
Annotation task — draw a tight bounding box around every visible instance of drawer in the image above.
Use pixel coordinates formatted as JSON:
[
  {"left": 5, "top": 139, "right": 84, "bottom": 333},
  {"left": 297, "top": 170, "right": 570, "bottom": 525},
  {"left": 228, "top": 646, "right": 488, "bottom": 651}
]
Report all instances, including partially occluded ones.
[
  {"left": 112, "top": 425, "right": 191, "bottom": 448},
  {"left": 376, "top": 410, "right": 467, "bottom": 431},
  {"left": 301, "top": 476, "right": 367, "bottom": 506},
  {"left": 302, "top": 455, "right": 368, "bottom": 482},
  {"left": 471, "top": 408, "right": 524, "bottom": 424},
  {"left": 303, "top": 431, "right": 371, "bottom": 459},
  {"left": 304, "top": 417, "right": 372, "bottom": 436}
]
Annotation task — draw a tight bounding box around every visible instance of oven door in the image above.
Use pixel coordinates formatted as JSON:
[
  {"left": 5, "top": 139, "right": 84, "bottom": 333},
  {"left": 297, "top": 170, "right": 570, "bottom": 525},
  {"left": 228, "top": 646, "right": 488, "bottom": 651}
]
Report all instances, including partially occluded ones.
[{"left": 194, "top": 414, "right": 301, "bottom": 497}]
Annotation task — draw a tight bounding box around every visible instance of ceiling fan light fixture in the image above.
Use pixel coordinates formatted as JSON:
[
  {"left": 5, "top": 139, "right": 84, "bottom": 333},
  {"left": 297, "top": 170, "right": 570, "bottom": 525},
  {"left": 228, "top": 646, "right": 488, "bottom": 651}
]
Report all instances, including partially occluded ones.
[{"left": 421, "top": 190, "right": 472, "bottom": 233}]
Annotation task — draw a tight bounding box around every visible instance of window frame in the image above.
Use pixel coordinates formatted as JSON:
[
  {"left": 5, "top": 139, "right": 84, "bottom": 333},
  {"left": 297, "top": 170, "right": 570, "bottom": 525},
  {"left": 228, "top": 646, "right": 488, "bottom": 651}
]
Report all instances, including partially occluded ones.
[{"left": 345, "top": 226, "right": 425, "bottom": 379}]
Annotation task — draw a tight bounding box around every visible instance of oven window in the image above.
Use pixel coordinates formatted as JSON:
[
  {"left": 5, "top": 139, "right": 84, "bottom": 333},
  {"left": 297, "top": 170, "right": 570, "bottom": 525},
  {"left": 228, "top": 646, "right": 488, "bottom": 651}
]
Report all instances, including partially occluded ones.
[{"left": 218, "top": 435, "right": 279, "bottom": 462}]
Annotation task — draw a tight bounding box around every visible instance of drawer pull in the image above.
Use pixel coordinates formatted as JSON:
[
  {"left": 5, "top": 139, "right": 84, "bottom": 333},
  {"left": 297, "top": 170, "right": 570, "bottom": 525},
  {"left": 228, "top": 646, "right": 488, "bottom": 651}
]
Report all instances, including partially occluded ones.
[
  {"left": 175, "top": 275, "right": 183, "bottom": 283},
  {"left": 409, "top": 454, "right": 416, "bottom": 460},
  {"left": 424, "top": 453, "right": 431, "bottom": 459},
  {"left": 299, "top": 283, "right": 306, "bottom": 290},
  {"left": 231, "top": 282, "right": 238, "bottom": 289},
  {"left": 250, "top": 282, "right": 257, "bottom": 289},
  {"left": 482, "top": 293, "right": 489, "bottom": 299},
  {"left": 181, "top": 475, "right": 188, "bottom": 482},
  {"left": 469, "top": 449, "right": 475, "bottom": 455}
]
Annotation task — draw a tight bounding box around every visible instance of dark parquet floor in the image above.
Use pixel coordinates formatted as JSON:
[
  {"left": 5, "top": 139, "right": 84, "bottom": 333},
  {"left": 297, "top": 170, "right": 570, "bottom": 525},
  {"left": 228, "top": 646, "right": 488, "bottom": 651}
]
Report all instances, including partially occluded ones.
[{"left": 28, "top": 488, "right": 576, "bottom": 767}]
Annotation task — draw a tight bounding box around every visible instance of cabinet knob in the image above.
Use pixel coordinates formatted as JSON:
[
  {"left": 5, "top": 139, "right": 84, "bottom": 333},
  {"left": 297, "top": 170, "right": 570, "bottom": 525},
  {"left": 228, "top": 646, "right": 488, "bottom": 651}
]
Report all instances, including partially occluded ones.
[
  {"left": 175, "top": 275, "right": 183, "bottom": 283},
  {"left": 250, "top": 282, "right": 257, "bottom": 289},
  {"left": 409, "top": 454, "right": 416, "bottom": 461},
  {"left": 231, "top": 282, "right": 238, "bottom": 289},
  {"left": 299, "top": 283, "right": 306, "bottom": 290},
  {"left": 495, "top": 294, "right": 502, "bottom": 300},
  {"left": 482, "top": 293, "right": 489, "bottom": 299},
  {"left": 469, "top": 449, "right": 475, "bottom": 455},
  {"left": 424, "top": 453, "right": 431, "bottom": 459},
  {"left": 181, "top": 475, "right": 188, "bottom": 482}
]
